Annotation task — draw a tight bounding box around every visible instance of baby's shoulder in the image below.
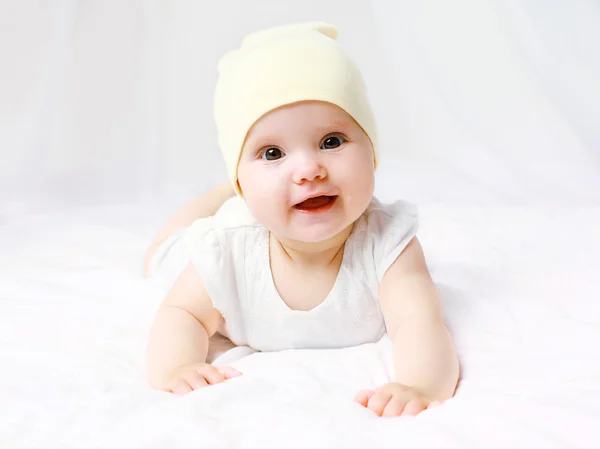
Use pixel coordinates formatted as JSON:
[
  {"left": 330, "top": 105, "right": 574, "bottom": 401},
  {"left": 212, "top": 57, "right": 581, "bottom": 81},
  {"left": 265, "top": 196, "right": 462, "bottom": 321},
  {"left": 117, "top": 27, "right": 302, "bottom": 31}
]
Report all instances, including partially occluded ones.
[
  {"left": 358, "top": 197, "right": 419, "bottom": 233},
  {"left": 187, "top": 196, "right": 260, "bottom": 235},
  {"left": 183, "top": 196, "right": 261, "bottom": 254},
  {"left": 353, "top": 197, "right": 419, "bottom": 282},
  {"left": 211, "top": 196, "right": 261, "bottom": 231}
]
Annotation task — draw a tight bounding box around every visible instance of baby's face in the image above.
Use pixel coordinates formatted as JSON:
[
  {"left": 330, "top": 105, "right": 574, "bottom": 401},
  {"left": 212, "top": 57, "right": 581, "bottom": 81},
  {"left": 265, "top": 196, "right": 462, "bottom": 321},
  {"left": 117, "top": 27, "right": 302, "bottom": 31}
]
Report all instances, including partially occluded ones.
[{"left": 237, "top": 101, "right": 375, "bottom": 243}]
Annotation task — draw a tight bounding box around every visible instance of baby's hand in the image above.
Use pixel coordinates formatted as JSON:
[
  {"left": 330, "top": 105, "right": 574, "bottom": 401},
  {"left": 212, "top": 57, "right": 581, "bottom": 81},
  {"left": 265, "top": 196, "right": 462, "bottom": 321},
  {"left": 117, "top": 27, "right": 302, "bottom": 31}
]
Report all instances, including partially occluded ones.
[
  {"left": 354, "top": 382, "right": 442, "bottom": 417},
  {"left": 161, "top": 363, "right": 242, "bottom": 394}
]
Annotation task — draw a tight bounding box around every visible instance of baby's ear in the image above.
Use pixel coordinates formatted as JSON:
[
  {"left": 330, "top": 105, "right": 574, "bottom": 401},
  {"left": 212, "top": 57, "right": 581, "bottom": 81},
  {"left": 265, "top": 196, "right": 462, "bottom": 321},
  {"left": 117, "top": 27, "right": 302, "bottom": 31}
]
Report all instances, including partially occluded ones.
[{"left": 241, "top": 21, "right": 339, "bottom": 49}]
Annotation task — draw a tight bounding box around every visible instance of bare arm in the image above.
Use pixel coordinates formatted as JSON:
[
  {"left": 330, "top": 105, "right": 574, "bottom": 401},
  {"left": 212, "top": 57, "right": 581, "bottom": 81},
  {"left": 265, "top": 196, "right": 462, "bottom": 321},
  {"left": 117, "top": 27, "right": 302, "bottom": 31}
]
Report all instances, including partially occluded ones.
[
  {"left": 143, "top": 182, "right": 235, "bottom": 276},
  {"left": 146, "top": 263, "right": 222, "bottom": 389},
  {"left": 379, "top": 237, "right": 459, "bottom": 401}
]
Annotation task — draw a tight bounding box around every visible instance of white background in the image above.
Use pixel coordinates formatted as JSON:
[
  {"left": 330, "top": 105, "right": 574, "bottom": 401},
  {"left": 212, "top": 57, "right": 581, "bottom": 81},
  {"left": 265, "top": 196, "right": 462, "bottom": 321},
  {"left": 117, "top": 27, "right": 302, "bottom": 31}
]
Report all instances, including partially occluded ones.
[{"left": 2, "top": 2, "right": 600, "bottom": 448}]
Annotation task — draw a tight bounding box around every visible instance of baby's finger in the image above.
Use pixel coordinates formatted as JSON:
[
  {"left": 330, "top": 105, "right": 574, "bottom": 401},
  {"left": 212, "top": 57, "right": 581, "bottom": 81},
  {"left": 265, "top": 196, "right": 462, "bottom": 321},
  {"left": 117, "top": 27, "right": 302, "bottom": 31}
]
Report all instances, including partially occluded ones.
[
  {"left": 367, "top": 391, "right": 393, "bottom": 417},
  {"left": 168, "top": 378, "right": 192, "bottom": 395},
  {"left": 199, "top": 366, "right": 226, "bottom": 385},
  {"left": 401, "top": 399, "right": 427, "bottom": 416},
  {"left": 218, "top": 366, "right": 243, "bottom": 379},
  {"left": 185, "top": 372, "right": 209, "bottom": 390},
  {"left": 382, "top": 397, "right": 407, "bottom": 417},
  {"left": 354, "top": 389, "right": 374, "bottom": 407},
  {"left": 427, "top": 400, "right": 443, "bottom": 409}
]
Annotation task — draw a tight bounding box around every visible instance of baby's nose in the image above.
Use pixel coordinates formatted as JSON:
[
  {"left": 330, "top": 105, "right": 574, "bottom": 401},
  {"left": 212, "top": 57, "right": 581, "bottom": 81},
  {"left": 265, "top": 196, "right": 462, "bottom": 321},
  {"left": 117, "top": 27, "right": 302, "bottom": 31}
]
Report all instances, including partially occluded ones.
[{"left": 292, "top": 154, "right": 328, "bottom": 184}]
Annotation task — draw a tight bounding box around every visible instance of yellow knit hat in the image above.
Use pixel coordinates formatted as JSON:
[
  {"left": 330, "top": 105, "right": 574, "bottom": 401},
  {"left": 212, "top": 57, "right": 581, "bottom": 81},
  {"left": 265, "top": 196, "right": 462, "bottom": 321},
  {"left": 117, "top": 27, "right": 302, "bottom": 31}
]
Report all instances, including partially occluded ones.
[{"left": 214, "top": 22, "right": 378, "bottom": 194}]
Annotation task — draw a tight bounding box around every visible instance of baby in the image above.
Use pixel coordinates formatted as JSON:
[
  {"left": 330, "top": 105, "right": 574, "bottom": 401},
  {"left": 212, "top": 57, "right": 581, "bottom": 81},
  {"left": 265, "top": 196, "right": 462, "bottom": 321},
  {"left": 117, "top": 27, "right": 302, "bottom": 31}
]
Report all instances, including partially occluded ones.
[{"left": 144, "top": 22, "right": 459, "bottom": 417}]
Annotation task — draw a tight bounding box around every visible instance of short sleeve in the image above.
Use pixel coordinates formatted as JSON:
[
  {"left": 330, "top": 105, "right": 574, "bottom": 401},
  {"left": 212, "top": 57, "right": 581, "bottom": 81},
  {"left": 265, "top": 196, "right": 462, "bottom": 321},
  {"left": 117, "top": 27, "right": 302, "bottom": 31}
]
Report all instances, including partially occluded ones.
[
  {"left": 367, "top": 199, "right": 419, "bottom": 283},
  {"left": 181, "top": 217, "right": 242, "bottom": 322}
]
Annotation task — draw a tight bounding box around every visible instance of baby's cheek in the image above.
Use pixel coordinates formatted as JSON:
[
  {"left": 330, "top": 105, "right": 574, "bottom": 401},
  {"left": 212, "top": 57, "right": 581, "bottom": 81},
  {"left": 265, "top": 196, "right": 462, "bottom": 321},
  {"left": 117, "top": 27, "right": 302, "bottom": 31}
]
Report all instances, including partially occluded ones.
[{"left": 245, "top": 188, "right": 285, "bottom": 227}]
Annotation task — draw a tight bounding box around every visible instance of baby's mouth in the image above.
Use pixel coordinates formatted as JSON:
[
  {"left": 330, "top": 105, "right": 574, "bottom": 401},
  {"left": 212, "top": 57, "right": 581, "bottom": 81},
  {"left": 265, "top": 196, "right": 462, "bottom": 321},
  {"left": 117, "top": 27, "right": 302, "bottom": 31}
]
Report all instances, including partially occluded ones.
[{"left": 293, "top": 195, "right": 338, "bottom": 211}]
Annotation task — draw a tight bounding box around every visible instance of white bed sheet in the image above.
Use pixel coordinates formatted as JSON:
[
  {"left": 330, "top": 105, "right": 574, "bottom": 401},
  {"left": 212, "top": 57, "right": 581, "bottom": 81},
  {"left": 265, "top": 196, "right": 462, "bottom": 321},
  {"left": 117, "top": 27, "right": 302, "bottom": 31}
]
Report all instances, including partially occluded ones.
[{"left": 1, "top": 201, "right": 599, "bottom": 449}]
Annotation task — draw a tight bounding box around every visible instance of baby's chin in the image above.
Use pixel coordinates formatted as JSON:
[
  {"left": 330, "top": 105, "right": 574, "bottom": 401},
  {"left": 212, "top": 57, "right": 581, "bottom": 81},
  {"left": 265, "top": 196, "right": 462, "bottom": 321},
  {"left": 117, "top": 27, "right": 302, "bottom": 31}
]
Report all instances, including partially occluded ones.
[{"left": 277, "top": 221, "right": 352, "bottom": 245}]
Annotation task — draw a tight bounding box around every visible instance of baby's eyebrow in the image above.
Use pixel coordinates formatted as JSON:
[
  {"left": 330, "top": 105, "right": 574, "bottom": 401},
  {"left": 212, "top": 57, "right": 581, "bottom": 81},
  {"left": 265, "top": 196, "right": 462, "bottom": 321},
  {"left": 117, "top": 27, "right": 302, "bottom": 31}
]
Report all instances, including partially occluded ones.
[
  {"left": 244, "top": 131, "right": 279, "bottom": 148},
  {"left": 317, "top": 120, "right": 352, "bottom": 132}
]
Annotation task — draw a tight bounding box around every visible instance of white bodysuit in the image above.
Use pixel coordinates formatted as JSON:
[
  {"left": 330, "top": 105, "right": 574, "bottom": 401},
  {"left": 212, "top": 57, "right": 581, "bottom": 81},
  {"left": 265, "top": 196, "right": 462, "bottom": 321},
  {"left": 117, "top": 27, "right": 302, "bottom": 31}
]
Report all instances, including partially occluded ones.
[{"left": 148, "top": 196, "right": 418, "bottom": 353}]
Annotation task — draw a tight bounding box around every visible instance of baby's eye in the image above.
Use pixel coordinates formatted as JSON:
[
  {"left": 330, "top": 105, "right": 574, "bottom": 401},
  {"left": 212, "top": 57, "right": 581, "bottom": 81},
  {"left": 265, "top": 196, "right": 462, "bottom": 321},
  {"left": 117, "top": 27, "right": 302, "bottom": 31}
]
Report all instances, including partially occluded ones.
[
  {"left": 321, "top": 135, "right": 346, "bottom": 150},
  {"left": 262, "top": 147, "right": 285, "bottom": 161}
]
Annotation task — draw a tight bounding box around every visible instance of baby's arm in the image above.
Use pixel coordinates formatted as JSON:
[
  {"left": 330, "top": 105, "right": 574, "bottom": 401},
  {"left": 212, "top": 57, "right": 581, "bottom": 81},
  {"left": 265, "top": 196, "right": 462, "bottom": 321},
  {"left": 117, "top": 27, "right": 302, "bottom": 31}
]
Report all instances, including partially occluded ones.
[
  {"left": 147, "top": 263, "right": 241, "bottom": 393},
  {"left": 143, "top": 182, "right": 235, "bottom": 276},
  {"left": 356, "top": 237, "right": 459, "bottom": 416},
  {"left": 381, "top": 237, "right": 459, "bottom": 399}
]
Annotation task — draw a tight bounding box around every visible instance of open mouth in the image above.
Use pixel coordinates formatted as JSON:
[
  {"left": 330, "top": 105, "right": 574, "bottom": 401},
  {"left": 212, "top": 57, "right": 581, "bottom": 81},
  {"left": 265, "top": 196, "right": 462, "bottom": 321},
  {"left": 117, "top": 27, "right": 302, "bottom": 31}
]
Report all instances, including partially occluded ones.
[{"left": 293, "top": 195, "right": 338, "bottom": 212}]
